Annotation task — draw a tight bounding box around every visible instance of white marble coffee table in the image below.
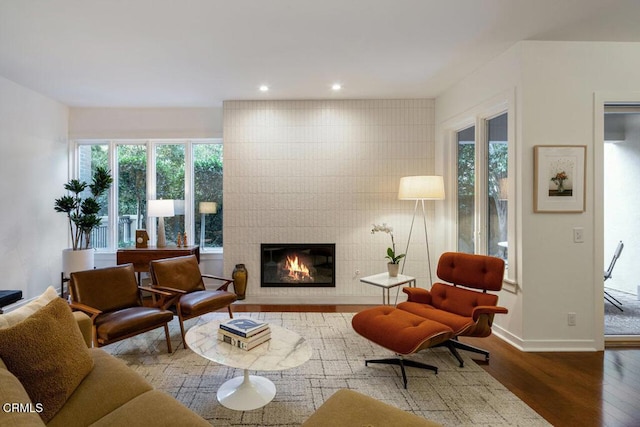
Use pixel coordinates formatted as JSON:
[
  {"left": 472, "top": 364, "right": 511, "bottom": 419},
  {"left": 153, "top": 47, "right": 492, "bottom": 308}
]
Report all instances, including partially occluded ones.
[{"left": 185, "top": 319, "right": 312, "bottom": 411}]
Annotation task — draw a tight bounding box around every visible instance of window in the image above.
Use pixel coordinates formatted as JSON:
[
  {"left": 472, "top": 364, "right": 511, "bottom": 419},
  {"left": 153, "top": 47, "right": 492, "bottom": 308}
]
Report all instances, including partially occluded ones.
[
  {"left": 457, "top": 126, "right": 475, "bottom": 253},
  {"left": 77, "top": 143, "right": 109, "bottom": 249},
  {"left": 454, "top": 110, "right": 514, "bottom": 285},
  {"left": 72, "top": 139, "right": 223, "bottom": 252}
]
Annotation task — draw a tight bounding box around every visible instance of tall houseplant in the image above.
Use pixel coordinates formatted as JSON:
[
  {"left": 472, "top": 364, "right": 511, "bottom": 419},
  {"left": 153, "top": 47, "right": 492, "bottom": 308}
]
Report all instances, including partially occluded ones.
[{"left": 54, "top": 167, "right": 113, "bottom": 250}]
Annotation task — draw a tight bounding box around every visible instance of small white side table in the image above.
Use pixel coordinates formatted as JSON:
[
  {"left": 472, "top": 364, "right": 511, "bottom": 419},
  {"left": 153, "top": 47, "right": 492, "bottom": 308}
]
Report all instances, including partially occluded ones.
[{"left": 360, "top": 273, "right": 417, "bottom": 305}]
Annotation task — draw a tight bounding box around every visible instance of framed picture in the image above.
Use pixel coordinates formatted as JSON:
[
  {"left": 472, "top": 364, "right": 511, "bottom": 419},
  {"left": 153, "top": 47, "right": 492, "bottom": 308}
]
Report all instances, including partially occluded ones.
[{"left": 534, "top": 145, "right": 586, "bottom": 213}]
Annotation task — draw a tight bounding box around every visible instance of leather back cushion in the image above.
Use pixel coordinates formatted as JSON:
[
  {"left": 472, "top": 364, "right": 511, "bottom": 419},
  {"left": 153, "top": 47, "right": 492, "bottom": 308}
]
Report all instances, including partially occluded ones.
[
  {"left": 70, "top": 264, "right": 140, "bottom": 312},
  {"left": 430, "top": 283, "right": 499, "bottom": 317},
  {"left": 149, "top": 255, "right": 205, "bottom": 292},
  {"left": 437, "top": 252, "right": 505, "bottom": 291}
]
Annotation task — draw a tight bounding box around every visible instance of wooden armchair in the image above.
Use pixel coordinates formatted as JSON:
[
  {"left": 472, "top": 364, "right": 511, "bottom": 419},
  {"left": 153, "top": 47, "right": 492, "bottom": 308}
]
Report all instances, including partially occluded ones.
[
  {"left": 398, "top": 252, "right": 507, "bottom": 366},
  {"left": 69, "top": 263, "right": 174, "bottom": 352},
  {"left": 148, "top": 255, "right": 237, "bottom": 349}
]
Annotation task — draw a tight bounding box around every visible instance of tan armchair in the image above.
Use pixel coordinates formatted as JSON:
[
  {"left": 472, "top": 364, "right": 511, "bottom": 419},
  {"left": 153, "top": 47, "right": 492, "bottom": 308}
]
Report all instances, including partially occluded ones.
[
  {"left": 148, "top": 255, "right": 237, "bottom": 349},
  {"left": 69, "top": 263, "right": 174, "bottom": 352}
]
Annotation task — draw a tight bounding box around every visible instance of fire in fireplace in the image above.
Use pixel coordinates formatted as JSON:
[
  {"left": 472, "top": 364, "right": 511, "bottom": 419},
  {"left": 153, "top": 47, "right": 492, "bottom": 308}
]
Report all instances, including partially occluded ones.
[{"left": 261, "top": 243, "right": 335, "bottom": 288}]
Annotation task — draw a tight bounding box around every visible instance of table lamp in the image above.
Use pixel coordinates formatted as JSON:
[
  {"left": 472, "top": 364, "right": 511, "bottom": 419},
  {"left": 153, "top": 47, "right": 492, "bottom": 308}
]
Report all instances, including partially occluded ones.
[
  {"left": 148, "top": 199, "right": 175, "bottom": 248},
  {"left": 199, "top": 202, "right": 217, "bottom": 248}
]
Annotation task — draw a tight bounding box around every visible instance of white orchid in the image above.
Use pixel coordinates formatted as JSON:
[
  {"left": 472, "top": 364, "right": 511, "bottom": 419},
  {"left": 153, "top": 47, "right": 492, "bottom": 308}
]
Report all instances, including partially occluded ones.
[{"left": 371, "top": 223, "right": 405, "bottom": 264}]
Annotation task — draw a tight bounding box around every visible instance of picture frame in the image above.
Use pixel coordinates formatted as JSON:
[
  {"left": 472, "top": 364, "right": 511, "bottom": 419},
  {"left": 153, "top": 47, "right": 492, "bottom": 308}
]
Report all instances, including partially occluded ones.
[{"left": 534, "top": 145, "right": 586, "bottom": 213}]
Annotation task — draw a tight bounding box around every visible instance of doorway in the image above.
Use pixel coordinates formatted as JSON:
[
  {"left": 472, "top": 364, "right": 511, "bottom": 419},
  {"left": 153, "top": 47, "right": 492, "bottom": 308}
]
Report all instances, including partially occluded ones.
[{"left": 604, "top": 105, "right": 640, "bottom": 338}]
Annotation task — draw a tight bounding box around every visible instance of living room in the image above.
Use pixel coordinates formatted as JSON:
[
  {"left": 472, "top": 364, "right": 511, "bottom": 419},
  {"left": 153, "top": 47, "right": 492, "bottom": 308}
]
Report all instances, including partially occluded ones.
[{"left": 1, "top": 1, "right": 640, "bottom": 426}]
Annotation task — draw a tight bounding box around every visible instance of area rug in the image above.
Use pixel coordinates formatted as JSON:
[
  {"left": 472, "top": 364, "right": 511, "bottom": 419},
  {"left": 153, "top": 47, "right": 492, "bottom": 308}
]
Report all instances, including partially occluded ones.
[
  {"left": 103, "top": 312, "right": 549, "bottom": 426},
  {"left": 605, "top": 288, "right": 640, "bottom": 335}
]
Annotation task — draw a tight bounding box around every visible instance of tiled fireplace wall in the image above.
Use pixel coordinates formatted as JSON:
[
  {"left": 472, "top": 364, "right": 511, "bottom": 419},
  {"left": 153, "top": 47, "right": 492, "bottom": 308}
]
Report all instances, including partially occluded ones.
[{"left": 223, "top": 99, "right": 435, "bottom": 303}]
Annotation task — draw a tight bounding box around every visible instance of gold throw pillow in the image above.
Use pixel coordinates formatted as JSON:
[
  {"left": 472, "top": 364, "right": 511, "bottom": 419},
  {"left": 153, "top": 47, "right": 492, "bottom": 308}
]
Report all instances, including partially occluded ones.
[{"left": 0, "top": 297, "right": 94, "bottom": 423}]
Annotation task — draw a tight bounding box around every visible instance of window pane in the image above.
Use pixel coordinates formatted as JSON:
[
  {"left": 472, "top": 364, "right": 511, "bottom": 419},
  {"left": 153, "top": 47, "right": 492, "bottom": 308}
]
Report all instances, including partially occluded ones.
[
  {"left": 78, "top": 144, "right": 110, "bottom": 249},
  {"left": 194, "top": 143, "right": 223, "bottom": 249},
  {"left": 117, "top": 144, "right": 147, "bottom": 248},
  {"left": 156, "top": 144, "right": 185, "bottom": 245},
  {"left": 457, "top": 126, "right": 475, "bottom": 253},
  {"left": 487, "top": 113, "right": 508, "bottom": 261}
]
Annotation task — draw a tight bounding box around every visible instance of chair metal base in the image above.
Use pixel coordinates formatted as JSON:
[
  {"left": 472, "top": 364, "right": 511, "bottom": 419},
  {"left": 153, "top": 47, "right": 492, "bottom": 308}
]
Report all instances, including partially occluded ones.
[
  {"left": 441, "top": 338, "right": 490, "bottom": 368},
  {"left": 604, "top": 290, "right": 623, "bottom": 312},
  {"left": 365, "top": 356, "right": 438, "bottom": 389}
]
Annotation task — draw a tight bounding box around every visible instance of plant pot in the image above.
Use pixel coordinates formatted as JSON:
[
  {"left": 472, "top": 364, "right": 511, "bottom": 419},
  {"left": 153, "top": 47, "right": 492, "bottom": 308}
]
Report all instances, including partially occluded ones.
[
  {"left": 232, "top": 264, "right": 248, "bottom": 300},
  {"left": 62, "top": 248, "right": 94, "bottom": 277},
  {"left": 387, "top": 263, "right": 400, "bottom": 278}
]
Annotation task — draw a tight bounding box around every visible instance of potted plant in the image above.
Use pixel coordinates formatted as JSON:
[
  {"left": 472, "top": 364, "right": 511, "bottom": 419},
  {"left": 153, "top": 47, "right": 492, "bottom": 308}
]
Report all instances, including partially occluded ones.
[
  {"left": 55, "top": 166, "right": 113, "bottom": 275},
  {"left": 371, "top": 223, "right": 405, "bottom": 277}
]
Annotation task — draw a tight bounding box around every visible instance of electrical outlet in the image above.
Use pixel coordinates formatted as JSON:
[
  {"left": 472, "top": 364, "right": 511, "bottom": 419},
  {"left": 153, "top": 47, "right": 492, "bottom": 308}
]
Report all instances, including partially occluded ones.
[
  {"left": 568, "top": 312, "right": 576, "bottom": 326},
  {"left": 573, "top": 227, "right": 584, "bottom": 243}
]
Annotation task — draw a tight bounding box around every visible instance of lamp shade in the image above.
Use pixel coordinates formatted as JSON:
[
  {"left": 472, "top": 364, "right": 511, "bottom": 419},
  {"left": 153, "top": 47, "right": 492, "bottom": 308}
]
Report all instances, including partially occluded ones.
[
  {"left": 199, "top": 202, "right": 218, "bottom": 214},
  {"left": 147, "top": 199, "right": 175, "bottom": 217},
  {"left": 398, "top": 176, "right": 445, "bottom": 200}
]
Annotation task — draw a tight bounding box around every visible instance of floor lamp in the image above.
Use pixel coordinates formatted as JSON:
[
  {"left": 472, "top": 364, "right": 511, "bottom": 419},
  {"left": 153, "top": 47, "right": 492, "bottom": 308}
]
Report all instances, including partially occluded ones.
[
  {"left": 398, "top": 176, "right": 445, "bottom": 285},
  {"left": 199, "top": 202, "right": 217, "bottom": 248},
  {"left": 148, "top": 199, "right": 175, "bottom": 248}
]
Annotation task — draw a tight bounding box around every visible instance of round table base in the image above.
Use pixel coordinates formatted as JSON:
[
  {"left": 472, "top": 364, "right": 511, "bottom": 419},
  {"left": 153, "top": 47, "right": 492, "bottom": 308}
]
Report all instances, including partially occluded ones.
[{"left": 217, "top": 369, "right": 276, "bottom": 411}]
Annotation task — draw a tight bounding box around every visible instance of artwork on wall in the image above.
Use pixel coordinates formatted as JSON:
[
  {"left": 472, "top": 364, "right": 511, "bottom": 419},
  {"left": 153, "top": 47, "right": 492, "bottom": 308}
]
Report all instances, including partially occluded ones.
[{"left": 534, "top": 145, "right": 586, "bottom": 213}]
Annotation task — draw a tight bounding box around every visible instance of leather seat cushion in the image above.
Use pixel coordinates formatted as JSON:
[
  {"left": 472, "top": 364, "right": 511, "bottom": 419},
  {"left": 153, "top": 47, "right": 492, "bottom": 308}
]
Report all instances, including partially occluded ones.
[
  {"left": 352, "top": 306, "right": 452, "bottom": 355},
  {"left": 178, "top": 290, "right": 237, "bottom": 317},
  {"left": 397, "top": 301, "right": 475, "bottom": 335},
  {"left": 95, "top": 308, "right": 173, "bottom": 342}
]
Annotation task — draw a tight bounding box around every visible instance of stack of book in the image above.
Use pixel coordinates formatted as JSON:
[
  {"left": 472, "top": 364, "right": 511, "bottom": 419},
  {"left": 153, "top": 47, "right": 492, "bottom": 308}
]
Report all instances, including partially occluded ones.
[{"left": 218, "top": 317, "right": 271, "bottom": 350}]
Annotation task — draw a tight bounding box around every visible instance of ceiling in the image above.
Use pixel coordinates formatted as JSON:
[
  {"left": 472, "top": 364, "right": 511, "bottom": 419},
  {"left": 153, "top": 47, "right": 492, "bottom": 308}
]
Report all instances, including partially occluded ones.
[{"left": 1, "top": 0, "right": 640, "bottom": 108}]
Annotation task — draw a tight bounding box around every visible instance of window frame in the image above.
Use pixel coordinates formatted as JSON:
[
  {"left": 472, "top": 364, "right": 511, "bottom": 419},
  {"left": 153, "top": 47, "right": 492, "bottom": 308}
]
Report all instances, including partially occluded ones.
[
  {"left": 70, "top": 138, "right": 223, "bottom": 253},
  {"left": 443, "top": 92, "right": 517, "bottom": 291}
]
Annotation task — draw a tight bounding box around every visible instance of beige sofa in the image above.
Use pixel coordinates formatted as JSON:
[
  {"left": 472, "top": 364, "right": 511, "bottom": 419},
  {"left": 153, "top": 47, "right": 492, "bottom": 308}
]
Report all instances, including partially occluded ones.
[{"left": 0, "top": 288, "right": 210, "bottom": 427}]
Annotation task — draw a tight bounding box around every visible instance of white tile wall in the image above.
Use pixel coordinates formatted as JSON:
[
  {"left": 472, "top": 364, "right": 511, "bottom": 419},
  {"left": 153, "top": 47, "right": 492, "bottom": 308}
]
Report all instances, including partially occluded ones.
[{"left": 223, "top": 99, "right": 435, "bottom": 303}]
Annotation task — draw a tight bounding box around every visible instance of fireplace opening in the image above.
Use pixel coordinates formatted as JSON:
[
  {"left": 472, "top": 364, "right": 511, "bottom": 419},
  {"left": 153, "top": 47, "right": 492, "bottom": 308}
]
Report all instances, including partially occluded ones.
[{"left": 261, "top": 243, "right": 335, "bottom": 288}]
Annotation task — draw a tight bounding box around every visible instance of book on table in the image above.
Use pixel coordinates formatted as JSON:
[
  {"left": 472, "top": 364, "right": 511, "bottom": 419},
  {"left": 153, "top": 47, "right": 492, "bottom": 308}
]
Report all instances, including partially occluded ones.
[
  {"left": 218, "top": 328, "right": 272, "bottom": 350},
  {"left": 219, "top": 317, "right": 269, "bottom": 338}
]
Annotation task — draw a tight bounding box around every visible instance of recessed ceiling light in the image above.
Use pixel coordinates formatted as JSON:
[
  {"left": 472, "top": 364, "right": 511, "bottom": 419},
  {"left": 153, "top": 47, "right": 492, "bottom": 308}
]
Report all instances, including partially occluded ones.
[
  {"left": 259, "top": 85, "right": 269, "bottom": 92},
  {"left": 331, "top": 83, "right": 342, "bottom": 91}
]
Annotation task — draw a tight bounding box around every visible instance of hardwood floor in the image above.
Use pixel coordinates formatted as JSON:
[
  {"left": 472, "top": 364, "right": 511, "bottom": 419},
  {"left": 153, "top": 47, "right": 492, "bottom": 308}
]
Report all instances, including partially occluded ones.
[{"left": 234, "top": 304, "right": 640, "bottom": 427}]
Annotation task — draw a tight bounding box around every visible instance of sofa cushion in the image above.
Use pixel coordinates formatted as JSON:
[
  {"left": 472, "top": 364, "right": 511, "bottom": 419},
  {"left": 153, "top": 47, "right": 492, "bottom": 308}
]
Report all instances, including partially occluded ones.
[
  {"left": 0, "top": 297, "right": 94, "bottom": 423},
  {"left": 90, "top": 390, "right": 211, "bottom": 427},
  {"left": 397, "top": 301, "right": 475, "bottom": 335},
  {"left": 0, "top": 286, "right": 58, "bottom": 329},
  {"left": 302, "top": 389, "right": 442, "bottom": 427},
  {"left": 0, "top": 362, "right": 45, "bottom": 426},
  {"left": 48, "top": 348, "right": 154, "bottom": 427}
]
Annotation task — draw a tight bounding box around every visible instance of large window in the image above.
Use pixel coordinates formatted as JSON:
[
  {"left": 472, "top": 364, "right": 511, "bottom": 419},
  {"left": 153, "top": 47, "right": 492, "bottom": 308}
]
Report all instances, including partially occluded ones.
[
  {"left": 73, "top": 139, "right": 223, "bottom": 252},
  {"left": 455, "top": 111, "right": 513, "bottom": 284}
]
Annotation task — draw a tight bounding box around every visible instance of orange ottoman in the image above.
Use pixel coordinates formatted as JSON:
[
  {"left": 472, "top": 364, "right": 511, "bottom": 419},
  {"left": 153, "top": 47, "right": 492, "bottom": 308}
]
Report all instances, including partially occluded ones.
[{"left": 352, "top": 306, "right": 453, "bottom": 388}]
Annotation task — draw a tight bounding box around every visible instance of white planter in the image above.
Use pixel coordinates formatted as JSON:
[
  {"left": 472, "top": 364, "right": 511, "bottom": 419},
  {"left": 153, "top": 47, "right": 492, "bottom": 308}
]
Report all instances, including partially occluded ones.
[
  {"left": 62, "top": 248, "right": 95, "bottom": 277},
  {"left": 387, "top": 263, "right": 400, "bottom": 277}
]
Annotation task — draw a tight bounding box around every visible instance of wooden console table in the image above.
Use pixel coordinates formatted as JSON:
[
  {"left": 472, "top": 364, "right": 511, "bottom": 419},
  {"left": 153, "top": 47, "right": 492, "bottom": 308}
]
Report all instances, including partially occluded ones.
[{"left": 117, "top": 245, "right": 200, "bottom": 282}]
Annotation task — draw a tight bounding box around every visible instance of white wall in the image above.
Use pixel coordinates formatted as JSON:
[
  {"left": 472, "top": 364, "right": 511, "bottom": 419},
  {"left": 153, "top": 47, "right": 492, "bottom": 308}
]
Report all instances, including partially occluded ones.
[
  {"left": 223, "top": 99, "right": 436, "bottom": 303},
  {"left": 0, "top": 76, "right": 69, "bottom": 301},
  {"left": 69, "top": 107, "right": 223, "bottom": 139},
  {"left": 437, "top": 41, "right": 640, "bottom": 351}
]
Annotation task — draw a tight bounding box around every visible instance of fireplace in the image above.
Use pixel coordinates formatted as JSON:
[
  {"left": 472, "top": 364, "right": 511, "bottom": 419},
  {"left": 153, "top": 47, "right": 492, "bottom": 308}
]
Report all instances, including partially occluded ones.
[{"left": 261, "top": 243, "right": 335, "bottom": 288}]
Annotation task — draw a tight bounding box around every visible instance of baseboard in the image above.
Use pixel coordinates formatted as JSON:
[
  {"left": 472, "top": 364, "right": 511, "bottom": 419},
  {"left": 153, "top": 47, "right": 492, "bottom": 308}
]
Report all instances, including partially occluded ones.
[{"left": 493, "top": 324, "right": 599, "bottom": 352}]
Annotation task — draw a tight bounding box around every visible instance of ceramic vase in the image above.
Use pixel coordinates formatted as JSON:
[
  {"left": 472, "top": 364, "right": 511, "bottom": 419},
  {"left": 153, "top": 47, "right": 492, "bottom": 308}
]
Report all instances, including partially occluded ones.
[{"left": 232, "top": 263, "right": 248, "bottom": 300}]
